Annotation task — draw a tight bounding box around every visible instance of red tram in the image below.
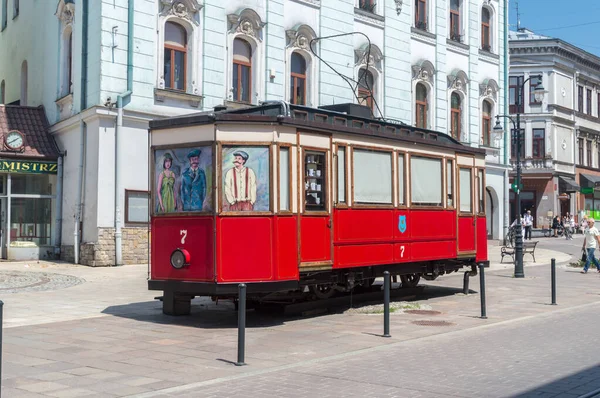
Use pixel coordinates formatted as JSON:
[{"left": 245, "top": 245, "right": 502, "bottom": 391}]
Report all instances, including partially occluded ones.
[{"left": 148, "top": 102, "right": 488, "bottom": 315}]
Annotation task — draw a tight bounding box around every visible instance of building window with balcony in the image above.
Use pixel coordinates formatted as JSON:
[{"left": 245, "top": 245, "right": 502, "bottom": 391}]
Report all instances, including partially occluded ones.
[
  {"left": 482, "top": 100, "right": 492, "bottom": 146},
  {"left": 232, "top": 38, "right": 253, "bottom": 103},
  {"left": 290, "top": 52, "right": 307, "bottom": 105},
  {"left": 532, "top": 129, "right": 545, "bottom": 159},
  {"left": 415, "top": 83, "right": 428, "bottom": 129},
  {"left": 415, "top": 0, "right": 427, "bottom": 30},
  {"left": 481, "top": 7, "right": 491, "bottom": 52},
  {"left": 449, "top": 0, "right": 461, "bottom": 42},
  {"left": 509, "top": 76, "right": 524, "bottom": 113},
  {"left": 587, "top": 89, "right": 593, "bottom": 115},
  {"left": 357, "top": 68, "right": 375, "bottom": 111},
  {"left": 511, "top": 129, "right": 525, "bottom": 159},
  {"left": 451, "top": 92, "right": 461, "bottom": 141},
  {"left": 579, "top": 138, "right": 584, "bottom": 166},
  {"left": 529, "top": 76, "right": 542, "bottom": 105},
  {"left": 357, "top": 0, "right": 376, "bottom": 13},
  {"left": 164, "top": 21, "right": 187, "bottom": 91},
  {"left": 588, "top": 140, "right": 593, "bottom": 166},
  {"left": 578, "top": 86, "right": 584, "bottom": 113}
]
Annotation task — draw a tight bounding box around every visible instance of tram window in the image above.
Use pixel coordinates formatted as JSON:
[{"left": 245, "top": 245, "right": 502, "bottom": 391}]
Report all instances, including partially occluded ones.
[
  {"left": 459, "top": 168, "right": 472, "bottom": 213},
  {"left": 478, "top": 169, "right": 485, "bottom": 214},
  {"left": 337, "top": 146, "right": 346, "bottom": 204},
  {"left": 353, "top": 149, "right": 392, "bottom": 204},
  {"left": 279, "top": 147, "right": 290, "bottom": 212},
  {"left": 411, "top": 156, "right": 442, "bottom": 206},
  {"left": 447, "top": 160, "right": 454, "bottom": 207},
  {"left": 304, "top": 151, "right": 326, "bottom": 211},
  {"left": 398, "top": 153, "right": 405, "bottom": 206}
]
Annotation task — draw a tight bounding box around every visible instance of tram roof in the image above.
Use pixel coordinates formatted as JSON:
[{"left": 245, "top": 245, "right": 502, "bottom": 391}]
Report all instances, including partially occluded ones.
[{"left": 149, "top": 102, "right": 486, "bottom": 155}]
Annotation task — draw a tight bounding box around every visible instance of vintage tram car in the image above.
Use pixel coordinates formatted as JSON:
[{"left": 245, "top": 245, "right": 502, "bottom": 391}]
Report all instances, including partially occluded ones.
[{"left": 148, "top": 102, "right": 488, "bottom": 315}]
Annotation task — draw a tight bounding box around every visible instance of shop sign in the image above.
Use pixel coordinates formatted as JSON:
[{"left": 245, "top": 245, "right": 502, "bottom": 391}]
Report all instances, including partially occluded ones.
[
  {"left": 0, "top": 159, "right": 58, "bottom": 174},
  {"left": 581, "top": 187, "right": 594, "bottom": 194}
]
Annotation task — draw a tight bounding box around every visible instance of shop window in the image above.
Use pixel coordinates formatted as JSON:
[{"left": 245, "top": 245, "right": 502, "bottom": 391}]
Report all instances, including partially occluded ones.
[
  {"left": 353, "top": 149, "right": 392, "bottom": 204},
  {"left": 447, "top": 159, "right": 454, "bottom": 207},
  {"left": 336, "top": 146, "right": 346, "bottom": 204},
  {"left": 164, "top": 21, "right": 187, "bottom": 91},
  {"left": 482, "top": 100, "right": 492, "bottom": 146},
  {"left": 304, "top": 150, "right": 326, "bottom": 211},
  {"left": 481, "top": 7, "right": 491, "bottom": 51},
  {"left": 398, "top": 153, "right": 405, "bottom": 206},
  {"left": 125, "top": 190, "right": 149, "bottom": 224},
  {"left": 451, "top": 92, "right": 461, "bottom": 140},
  {"left": 290, "top": 52, "right": 306, "bottom": 105},
  {"left": 459, "top": 168, "right": 472, "bottom": 213},
  {"left": 233, "top": 38, "right": 253, "bottom": 103},
  {"left": 279, "top": 147, "right": 290, "bottom": 212},
  {"left": 411, "top": 156, "right": 442, "bottom": 206},
  {"left": 415, "top": 83, "right": 428, "bottom": 129},
  {"left": 11, "top": 174, "right": 53, "bottom": 195},
  {"left": 415, "top": 0, "right": 427, "bottom": 30},
  {"left": 532, "top": 129, "right": 545, "bottom": 159},
  {"left": 10, "top": 198, "right": 52, "bottom": 246}
]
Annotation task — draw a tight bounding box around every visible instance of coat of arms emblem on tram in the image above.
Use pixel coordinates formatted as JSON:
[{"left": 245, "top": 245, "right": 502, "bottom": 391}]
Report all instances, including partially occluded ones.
[{"left": 398, "top": 215, "right": 407, "bottom": 233}]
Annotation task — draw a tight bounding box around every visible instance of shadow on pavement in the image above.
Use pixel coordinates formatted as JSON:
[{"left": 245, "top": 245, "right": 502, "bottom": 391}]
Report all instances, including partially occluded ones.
[{"left": 512, "top": 363, "right": 600, "bottom": 397}]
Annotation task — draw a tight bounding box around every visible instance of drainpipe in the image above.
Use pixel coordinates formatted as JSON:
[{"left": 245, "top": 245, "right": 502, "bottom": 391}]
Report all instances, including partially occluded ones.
[
  {"left": 55, "top": 156, "right": 63, "bottom": 257},
  {"left": 115, "top": 0, "right": 134, "bottom": 266},
  {"left": 74, "top": 0, "right": 89, "bottom": 264},
  {"left": 503, "top": 0, "right": 509, "bottom": 240}
]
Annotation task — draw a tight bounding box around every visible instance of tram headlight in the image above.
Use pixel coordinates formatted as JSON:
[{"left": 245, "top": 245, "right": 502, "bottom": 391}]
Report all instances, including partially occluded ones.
[{"left": 170, "top": 248, "right": 191, "bottom": 269}]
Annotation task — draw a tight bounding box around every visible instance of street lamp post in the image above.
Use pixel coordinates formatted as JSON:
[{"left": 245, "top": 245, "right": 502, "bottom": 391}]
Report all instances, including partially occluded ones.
[{"left": 494, "top": 74, "right": 546, "bottom": 278}]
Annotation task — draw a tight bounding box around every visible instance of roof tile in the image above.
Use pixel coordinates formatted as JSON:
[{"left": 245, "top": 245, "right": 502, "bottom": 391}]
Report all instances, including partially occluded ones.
[{"left": 0, "top": 105, "right": 59, "bottom": 160}]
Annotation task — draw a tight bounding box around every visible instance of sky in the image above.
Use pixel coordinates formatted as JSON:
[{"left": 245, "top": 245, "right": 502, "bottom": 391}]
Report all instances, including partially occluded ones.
[{"left": 509, "top": 0, "right": 600, "bottom": 57}]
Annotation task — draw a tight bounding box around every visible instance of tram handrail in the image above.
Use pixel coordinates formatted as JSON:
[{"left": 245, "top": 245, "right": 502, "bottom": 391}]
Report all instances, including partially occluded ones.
[{"left": 259, "top": 100, "right": 291, "bottom": 118}]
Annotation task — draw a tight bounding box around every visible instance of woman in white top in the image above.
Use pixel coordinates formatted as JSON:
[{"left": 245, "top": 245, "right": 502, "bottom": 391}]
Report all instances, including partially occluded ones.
[{"left": 582, "top": 218, "right": 600, "bottom": 273}]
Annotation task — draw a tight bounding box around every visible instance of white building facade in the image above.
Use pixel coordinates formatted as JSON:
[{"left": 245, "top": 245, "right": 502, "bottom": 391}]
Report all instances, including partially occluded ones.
[
  {"left": 0, "top": 0, "right": 508, "bottom": 264},
  {"left": 509, "top": 29, "right": 600, "bottom": 227}
]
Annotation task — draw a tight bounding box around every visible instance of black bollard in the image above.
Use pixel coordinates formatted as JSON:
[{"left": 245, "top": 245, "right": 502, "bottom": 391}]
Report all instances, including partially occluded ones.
[
  {"left": 383, "top": 271, "right": 391, "bottom": 337},
  {"left": 235, "top": 284, "right": 246, "bottom": 366},
  {"left": 551, "top": 258, "right": 557, "bottom": 305},
  {"left": 463, "top": 271, "right": 470, "bottom": 295},
  {"left": 478, "top": 263, "right": 487, "bottom": 319}
]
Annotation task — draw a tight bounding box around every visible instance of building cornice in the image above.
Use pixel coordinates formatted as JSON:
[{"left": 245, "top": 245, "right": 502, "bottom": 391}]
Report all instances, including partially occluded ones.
[{"left": 510, "top": 40, "right": 600, "bottom": 73}]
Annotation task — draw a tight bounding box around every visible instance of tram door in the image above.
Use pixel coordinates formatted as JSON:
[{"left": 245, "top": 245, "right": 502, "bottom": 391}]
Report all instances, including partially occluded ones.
[
  {"left": 299, "top": 146, "right": 332, "bottom": 267},
  {"left": 457, "top": 162, "right": 477, "bottom": 255}
]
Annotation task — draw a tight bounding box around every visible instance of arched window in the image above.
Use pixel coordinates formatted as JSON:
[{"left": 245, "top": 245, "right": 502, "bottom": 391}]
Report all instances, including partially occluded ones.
[
  {"left": 482, "top": 100, "right": 492, "bottom": 146},
  {"left": 357, "top": 68, "right": 374, "bottom": 111},
  {"left": 233, "top": 38, "right": 252, "bottom": 103},
  {"left": 0, "top": 80, "right": 4, "bottom": 104},
  {"left": 164, "top": 21, "right": 187, "bottom": 91},
  {"left": 290, "top": 52, "right": 306, "bottom": 105},
  {"left": 415, "top": 83, "right": 428, "bottom": 128},
  {"left": 449, "top": 0, "right": 461, "bottom": 42},
  {"left": 451, "top": 92, "right": 461, "bottom": 140},
  {"left": 20, "top": 60, "right": 27, "bottom": 106},
  {"left": 481, "top": 8, "right": 491, "bottom": 51},
  {"left": 60, "top": 29, "right": 73, "bottom": 97}
]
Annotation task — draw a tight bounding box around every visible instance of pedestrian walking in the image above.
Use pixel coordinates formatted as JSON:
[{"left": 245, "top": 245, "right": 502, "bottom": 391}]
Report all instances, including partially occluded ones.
[
  {"left": 523, "top": 210, "right": 533, "bottom": 240},
  {"left": 581, "top": 218, "right": 600, "bottom": 274},
  {"left": 552, "top": 215, "right": 561, "bottom": 237}
]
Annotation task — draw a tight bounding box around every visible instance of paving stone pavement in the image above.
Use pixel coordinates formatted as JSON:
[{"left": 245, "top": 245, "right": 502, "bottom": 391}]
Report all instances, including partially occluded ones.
[{"left": 0, "top": 242, "right": 599, "bottom": 397}]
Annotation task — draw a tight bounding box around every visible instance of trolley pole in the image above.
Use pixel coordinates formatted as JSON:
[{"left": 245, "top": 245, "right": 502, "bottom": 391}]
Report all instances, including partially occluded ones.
[
  {"left": 478, "top": 264, "right": 487, "bottom": 319},
  {"left": 383, "top": 271, "right": 391, "bottom": 338},
  {"left": 235, "top": 284, "right": 246, "bottom": 366},
  {"left": 551, "top": 258, "right": 557, "bottom": 305}
]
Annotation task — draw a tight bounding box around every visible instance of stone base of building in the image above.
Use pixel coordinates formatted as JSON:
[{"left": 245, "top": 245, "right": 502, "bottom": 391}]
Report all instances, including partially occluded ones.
[{"left": 61, "top": 227, "right": 149, "bottom": 266}]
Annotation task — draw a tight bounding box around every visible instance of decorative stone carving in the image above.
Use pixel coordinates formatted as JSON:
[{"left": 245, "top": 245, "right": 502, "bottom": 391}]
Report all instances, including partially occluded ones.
[
  {"left": 228, "top": 9, "right": 265, "bottom": 41},
  {"left": 55, "top": 0, "right": 75, "bottom": 25},
  {"left": 286, "top": 25, "right": 317, "bottom": 51},
  {"left": 355, "top": 44, "right": 383, "bottom": 72},
  {"left": 411, "top": 60, "right": 435, "bottom": 84},
  {"left": 160, "top": 0, "right": 202, "bottom": 26},
  {"left": 447, "top": 70, "right": 468, "bottom": 92},
  {"left": 394, "top": 0, "right": 403, "bottom": 15},
  {"left": 479, "top": 79, "right": 499, "bottom": 101}
]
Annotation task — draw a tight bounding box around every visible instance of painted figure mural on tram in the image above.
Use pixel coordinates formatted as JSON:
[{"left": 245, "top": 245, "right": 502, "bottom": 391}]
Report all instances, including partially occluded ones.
[
  {"left": 154, "top": 146, "right": 213, "bottom": 213},
  {"left": 222, "top": 146, "right": 270, "bottom": 211}
]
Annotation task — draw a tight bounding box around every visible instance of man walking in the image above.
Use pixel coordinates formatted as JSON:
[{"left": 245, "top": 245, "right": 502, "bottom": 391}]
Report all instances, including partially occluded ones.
[
  {"left": 523, "top": 210, "right": 533, "bottom": 240},
  {"left": 581, "top": 218, "right": 600, "bottom": 273}
]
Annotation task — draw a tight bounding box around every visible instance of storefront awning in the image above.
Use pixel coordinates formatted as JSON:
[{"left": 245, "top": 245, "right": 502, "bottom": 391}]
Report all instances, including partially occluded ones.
[
  {"left": 559, "top": 176, "right": 580, "bottom": 193},
  {"left": 581, "top": 173, "right": 600, "bottom": 187}
]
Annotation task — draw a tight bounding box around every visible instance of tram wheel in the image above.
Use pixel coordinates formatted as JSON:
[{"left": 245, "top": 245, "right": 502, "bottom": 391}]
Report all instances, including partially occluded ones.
[
  {"left": 400, "top": 274, "right": 421, "bottom": 288},
  {"left": 309, "top": 284, "right": 336, "bottom": 299}
]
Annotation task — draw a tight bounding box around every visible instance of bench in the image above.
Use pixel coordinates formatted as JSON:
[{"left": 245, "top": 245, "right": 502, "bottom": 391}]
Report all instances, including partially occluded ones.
[{"left": 500, "top": 241, "right": 538, "bottom": 263}]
